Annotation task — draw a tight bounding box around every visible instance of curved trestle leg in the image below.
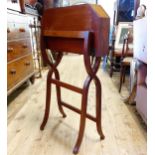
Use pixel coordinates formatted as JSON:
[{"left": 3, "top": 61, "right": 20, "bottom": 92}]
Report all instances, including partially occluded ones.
[
  {"left": 54, "top": 69, "right": 67, "bottom": 118},
  {"left": 40, "top": 69, "right": 53, "bottom": 130},
  {"left": 94, "top": 76, "right": 105, "bottom": 139},
  {"left": 40, "top": 40, "right": 104, "bottom": 154},
  {"left": 73, "top": 54, "right": 104, "bottom": 154},
  {"left": 40, "top": 52, "right": 66, "bottom": 130},
  {"left": 73, "top": 76, "right": 92, "bottom": 154}
]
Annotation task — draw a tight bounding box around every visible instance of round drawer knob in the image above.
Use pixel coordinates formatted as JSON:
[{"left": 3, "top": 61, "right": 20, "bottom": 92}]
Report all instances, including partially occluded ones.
[
  {"left": 10, "top": 69, "right": 16, "bottom": 75},
  {"left": 7, "top": 28, "right": 11, "bottom": 33},
  {"left": 25, "top": 62, "right": 30, "bottom": 66},
  {"left": 22, "top": 44, "right": 28, "bottom": 48},
  {"left": 7, "top": 48, "right": 14, "bottom": 53},
  {"left": 19, "top": 28, "right": 26, "bottom": 32}
]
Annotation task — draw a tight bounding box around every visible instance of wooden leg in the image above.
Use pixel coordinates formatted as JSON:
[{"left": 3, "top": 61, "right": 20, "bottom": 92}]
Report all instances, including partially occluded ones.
[
  {"left": 40, "top": 32, "right": 105, "bottom": 154},
  {"left": 73, "top": 76, "right": 90, "bottom": 154},
  {"left": 122, "top": 66, "right": 126, "bottom": 83},
  {"left": 40, "top": 69, "right": 53, "bottom": 130},
  {"left": 94, "top": 76, "right": 105, "bottom": 139},
  {"left": 119, "top": 65, "right": 125, "bottom": 93},
  {"left": 73, "top": 49, "right": 104, "bottom": 154},
  {"left": 83, "top": 55, "right": 104, "bottom": 140},
  {"left": 109, "top": 48, "right": 114, "bottom": 78},
  {"left": 54, "top": 69, "right": 67, "bottom": 118},
  {"left": 30, "top": 75, "right": 35, "bottom": 84},
  {"left": 110, "top": 60, "right": 113, "bottom": 77},
  {"left": 40, "top": 52, "right": 63, "bottom": 130}
]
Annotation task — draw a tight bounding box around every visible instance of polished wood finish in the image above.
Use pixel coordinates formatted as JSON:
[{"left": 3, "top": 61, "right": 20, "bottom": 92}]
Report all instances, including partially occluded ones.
[
  {"left": 7, "top": 39, "right": 32, "bottom": 61},
  {"left": 40, "top": 4, "right": 109, "bottom": 154},
  {"left": 42, "top": 4, "right": 110, "bottom": 56},
  {"left": 7, "top": 54, "right": 34, "bottom": 90},
  {"left": 7, "top": 10, "right": 35, "bottom": 95}
]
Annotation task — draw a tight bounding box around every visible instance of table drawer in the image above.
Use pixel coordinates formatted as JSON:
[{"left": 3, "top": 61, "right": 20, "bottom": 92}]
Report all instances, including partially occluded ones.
[
  {"left": 7, "top": 39, "right": 32, "bottom": 62},
  {"left": 7, "top": 55, "right": 34, "bottom": 90}
]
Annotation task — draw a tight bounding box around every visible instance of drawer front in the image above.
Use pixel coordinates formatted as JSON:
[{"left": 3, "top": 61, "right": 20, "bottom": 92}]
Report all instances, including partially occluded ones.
[
  {"left": 7, "top": 39, "right": 32, "bottom": 62},
  {"left": 7, "top": 22, "right": 30, "bottom": 40},
  {"left": 7, "top": 12, "right": 30, "bottom": 40},
  {"left": 7, "top": 55, "right": 34, "bottom": 90}
]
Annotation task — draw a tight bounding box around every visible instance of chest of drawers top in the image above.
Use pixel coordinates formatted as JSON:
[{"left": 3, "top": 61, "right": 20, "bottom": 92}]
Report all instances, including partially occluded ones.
[
  {"left": 7, "top": 11, "right": 31, "bottom": 41},
  {"left": 7, "top": 11, "right": 33, "bottom": 62}
]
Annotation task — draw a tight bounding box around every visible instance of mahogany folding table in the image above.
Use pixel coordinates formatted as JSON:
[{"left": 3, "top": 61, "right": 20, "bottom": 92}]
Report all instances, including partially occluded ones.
[{"left": 40, "top": 4, "right": 110, "bottom": 154}]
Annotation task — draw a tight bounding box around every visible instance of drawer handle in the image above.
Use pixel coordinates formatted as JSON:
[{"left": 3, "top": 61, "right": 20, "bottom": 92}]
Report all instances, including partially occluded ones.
[
  {"left": 22, "top": 44, "right": 28, "bottom": 48},
  {"left": 11, "top": 0, "right": 17, "bottom": 3},
  {"left": 25, "top": 61, "right": 31, "bottom": 66},
  {"left": 7, "top": 48, "right": 14, "bottom": 53},
  {"left": 7, "top": 28, "right": 10, "bottom": 33},
  {"left": 10, "top": 69, "right": 16, "bottom": 75},
  {"left": 19, "top": 28, "right": 26, "bottom": 32}
]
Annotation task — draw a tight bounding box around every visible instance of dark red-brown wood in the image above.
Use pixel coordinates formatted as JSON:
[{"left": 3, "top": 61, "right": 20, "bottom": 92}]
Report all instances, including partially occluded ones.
[
  {"left": 41, "top": 4, "right": 110, "bottom": 56},
  {"left": 40, "top": 4, "right": 109, "bottom": 154}
]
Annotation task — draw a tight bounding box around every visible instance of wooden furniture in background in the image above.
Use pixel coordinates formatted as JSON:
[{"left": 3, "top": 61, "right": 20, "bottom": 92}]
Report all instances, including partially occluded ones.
[
  {"left": 40, "top": 4, "right": 110, "bottom": 154},
  {"left": 109, "top": 22, "right": 133, "bottom": 77},
  {"left": 119, "top": 33, "right": 133, "bottom": 92},
  {"left": 7, "top": 0, "right": 36, "bottom": 95},
  {"left": 109, "top": 38, "right": 122, "bottom": 77}
]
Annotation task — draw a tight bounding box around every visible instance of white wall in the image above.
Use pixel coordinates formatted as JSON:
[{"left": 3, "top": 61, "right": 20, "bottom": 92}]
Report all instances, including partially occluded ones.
[
  {"left": 140, "top": 0, "right": 146, "bottom": 5},
  {"left": 98, "top": 0, "right": 116, "bottom": 25}
]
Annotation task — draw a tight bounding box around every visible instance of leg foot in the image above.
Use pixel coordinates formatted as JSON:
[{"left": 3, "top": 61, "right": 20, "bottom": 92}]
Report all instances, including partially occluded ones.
[
  {"left": 73, "top": 146, "right": 79, "bottom": 154},
  {"left": 100, "top": 134, "right": 105, "bottom": 140},
  {"left": 40, "top": 124, "right": 45, "bottom": 130},
  {"left": 73, "top": 77, "right": 90, "bottom": 154},
  {"left": 62, "top": 114, "right": 67, "bottom": 118},
  {"left": 30, "top": 75, "right": 35, "bottom": 84}
]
